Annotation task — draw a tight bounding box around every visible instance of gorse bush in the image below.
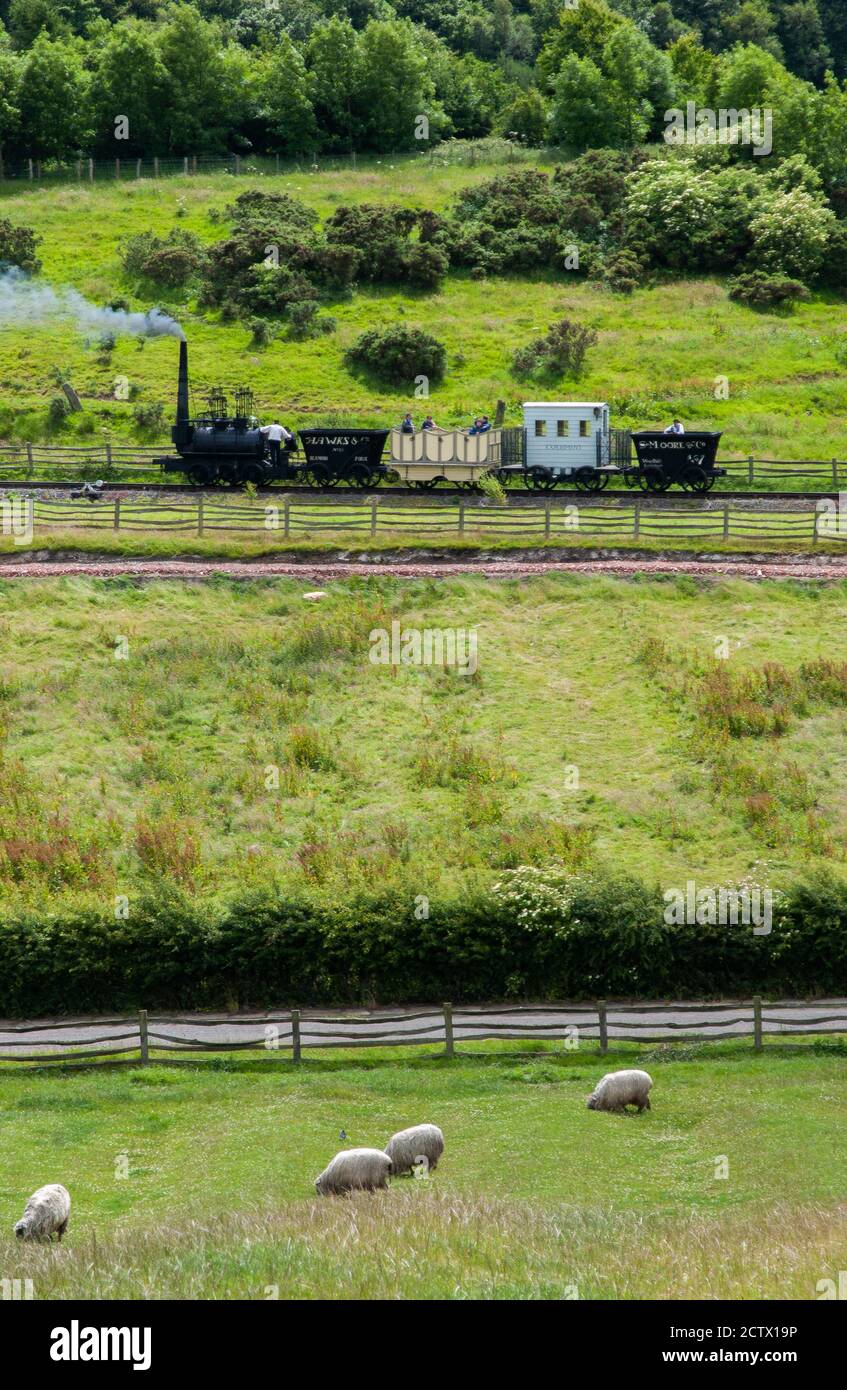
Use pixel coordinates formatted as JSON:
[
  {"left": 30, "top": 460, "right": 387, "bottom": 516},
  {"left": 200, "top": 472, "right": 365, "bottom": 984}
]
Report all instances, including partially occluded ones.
[
  {"left": 728, "top": 272, "right": 810, "bottom": 309},
  {"left": 344, "top": 324, "right": 447, "bottom": 386},
  {"left": 512, "top": 318, "right": 598, "bottom": 379},
  {"left": 0, "top": 218, "right": 41, "bottom": 273}
]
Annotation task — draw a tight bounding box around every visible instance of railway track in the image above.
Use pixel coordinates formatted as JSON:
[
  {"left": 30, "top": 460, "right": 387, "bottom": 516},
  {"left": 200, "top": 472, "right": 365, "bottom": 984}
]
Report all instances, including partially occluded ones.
[{"left": 0, "top": 480, "right": 838, "bottom": 504}]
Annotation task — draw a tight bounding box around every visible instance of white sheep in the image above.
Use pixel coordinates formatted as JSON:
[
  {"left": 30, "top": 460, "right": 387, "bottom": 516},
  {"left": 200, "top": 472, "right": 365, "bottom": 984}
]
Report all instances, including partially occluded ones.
[
  {"left": 586, "top": 1069, "right": 653, "bottom": 1114},
  {"left": 384, "top": 1123, "right": 445, "bottom": 1176},
  {"left": 314, "top": 1148, "right": 391, "bottom": 1196},
  {"left": 14, "top": 1184, "right": 71, "bottom": 1242}
]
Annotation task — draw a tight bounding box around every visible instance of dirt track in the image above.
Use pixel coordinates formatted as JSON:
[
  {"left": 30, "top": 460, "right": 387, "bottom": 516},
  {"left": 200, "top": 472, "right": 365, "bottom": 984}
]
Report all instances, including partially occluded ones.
[{"left": 2, "top": 556, "right": 847, "bottom": 581}]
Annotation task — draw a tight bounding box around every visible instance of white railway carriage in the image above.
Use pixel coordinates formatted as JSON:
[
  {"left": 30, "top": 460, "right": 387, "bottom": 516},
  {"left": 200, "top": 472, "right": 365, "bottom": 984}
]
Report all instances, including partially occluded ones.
[{"left": 521, "top": 401, "right": 612, "bottom": 491}]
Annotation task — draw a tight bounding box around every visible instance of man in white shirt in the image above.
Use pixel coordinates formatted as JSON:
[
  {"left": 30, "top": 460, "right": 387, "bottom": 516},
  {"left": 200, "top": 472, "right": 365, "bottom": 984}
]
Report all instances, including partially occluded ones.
[
  {"left": 261, "top": 420, "right": 293, "bottom": 466},
  {"left": 663, "top": 419, "right": 684, "bottom": 434}
]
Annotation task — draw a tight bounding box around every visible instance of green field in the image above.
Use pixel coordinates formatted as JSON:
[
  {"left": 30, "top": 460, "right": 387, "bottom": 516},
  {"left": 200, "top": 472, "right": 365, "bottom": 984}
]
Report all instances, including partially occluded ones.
[
  {"left": 3, "top": 155, "right": 847, "bottom": 460},
  {"left": 1, "top": 1045, "right": 845, "bottom": 1298},
  {"left": 1, "top": 572, "right": 847, "bottom": 917}
]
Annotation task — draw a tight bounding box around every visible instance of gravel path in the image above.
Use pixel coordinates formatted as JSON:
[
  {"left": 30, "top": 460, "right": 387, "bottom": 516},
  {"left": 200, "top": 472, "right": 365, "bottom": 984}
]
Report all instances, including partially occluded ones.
[
  {"left": 2, "top": 1000, "right": 846, "bottom": 1056},
  {"left": 2, "top": 556, "right": 847, "bottom": 581}
]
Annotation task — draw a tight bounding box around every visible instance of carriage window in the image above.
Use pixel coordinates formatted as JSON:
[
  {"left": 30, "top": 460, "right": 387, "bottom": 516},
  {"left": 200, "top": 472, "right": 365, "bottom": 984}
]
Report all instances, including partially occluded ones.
[
  {"left": 557, "top": 420, "right": 569, "bottom": 437},
  {"left": 579, "top": 420, "right": 589, "bottom": 437},
  {"left": 535, "top": 421, "right": 547, "bottom": 437}
]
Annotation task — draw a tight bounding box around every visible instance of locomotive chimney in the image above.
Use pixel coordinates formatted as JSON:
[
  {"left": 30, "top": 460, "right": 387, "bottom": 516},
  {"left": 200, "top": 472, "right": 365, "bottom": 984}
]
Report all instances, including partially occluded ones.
[{"left": 176, "top": 339, "right": 189, "bottom": 425}]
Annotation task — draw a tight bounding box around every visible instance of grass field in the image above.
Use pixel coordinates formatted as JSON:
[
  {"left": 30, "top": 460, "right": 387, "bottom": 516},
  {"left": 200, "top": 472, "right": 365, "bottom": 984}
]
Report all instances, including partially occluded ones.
[
  {"left": 3, "top": 154, "right": 847, "bottom": 459},
  {"left": 1, "top": 572, "right": 847, "bottom": 914},
  {"left": 0, "top": 1044, "right": 844, "bottom": 1298}
]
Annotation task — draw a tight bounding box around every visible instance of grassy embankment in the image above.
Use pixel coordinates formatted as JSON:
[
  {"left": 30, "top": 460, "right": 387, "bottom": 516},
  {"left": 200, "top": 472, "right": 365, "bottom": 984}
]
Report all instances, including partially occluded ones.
[
  {"left": 1, "top": 155, "right": 847, "bottom": 465},
  {"left": 1, "top": 573, "right": 847, "bottom": 914},
  {"left": 0, "top": 1045, "right": 845, "bottom": 1298}
]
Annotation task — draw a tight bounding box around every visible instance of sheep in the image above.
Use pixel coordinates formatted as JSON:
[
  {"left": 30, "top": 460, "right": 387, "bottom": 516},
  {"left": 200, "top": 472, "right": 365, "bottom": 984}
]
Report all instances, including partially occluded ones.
[
  {"left": 384, "top": 1123, "right": 445, "bottom": 1177},
  {"left": 314, "top": 1148, "right": 391, "bottom": 1196},
  {"left": 586, "top": 1069, "right": 653, "bottom": 1114},
  {"left": 14, "top": 1184, "right": 71, "bottom": 1242}
]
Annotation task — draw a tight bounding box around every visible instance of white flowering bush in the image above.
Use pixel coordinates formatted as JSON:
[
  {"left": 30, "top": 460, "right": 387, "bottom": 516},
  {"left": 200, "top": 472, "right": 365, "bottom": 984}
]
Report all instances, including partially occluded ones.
[
  {"left": 748, "top": 190, "right": 835, "bottom": 281},
  {"left": 491, "top": 864, "right": 582, "bottom": 934}
]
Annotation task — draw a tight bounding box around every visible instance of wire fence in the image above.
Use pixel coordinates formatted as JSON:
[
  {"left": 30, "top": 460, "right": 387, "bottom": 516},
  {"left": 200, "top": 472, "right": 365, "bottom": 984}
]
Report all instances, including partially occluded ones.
[
  {"left": 0, "top": 999, "right": 845, "bottom": 1069},
  {"left": 0, "top": 495, "right": 843, "bottom": 543}
]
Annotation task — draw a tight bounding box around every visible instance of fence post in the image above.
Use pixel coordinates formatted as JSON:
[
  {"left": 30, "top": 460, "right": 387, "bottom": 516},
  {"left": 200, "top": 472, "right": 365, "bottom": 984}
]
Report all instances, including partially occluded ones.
[
  {"left": 458, "top": 498, "right": 465, "bottom": 534},
  {"left": 183, "top": 156, "right": 189, "bottom": 176},
  {"left": 284, "top": 495, "right": 290, "bottom": 539},
  {"left": 633, "top": 499, "right": 640, "bottom": 540},
  {"left": 154, "top": 156, "right": 159, "bottom": 179},
  {"left": 545, "top": 497, "right": 551, "bottom": 538},
  {"left": 76, "top": 159, "right": 81, "bottom": 182},
  {"left": 291, "top": 1008, "right": 301, "bottom": 1063},
  {"left": 813, "top": 504, "right": 819, "bottom": 545},
  {"left": 753, "top": 995, "right": 763, "bottom": 1052},
  {"left": 28, "top": 158, "right": 33, "bottom": 181},
  {"left": 27, "top": 497, "right": 34, "bottom": 538},
  {"left": 105, "top": 442, "right": 112, "bottom": 470},
  {"left": 443, "top": 1002, "right": 454, "bottom": 1059},
  {"left": 748, "top": 456, "right": 754, "bottom": 485},
  {"left": 371, "top": 497, "right": 378, "bottom": 537},
  {"left": 197, "top": 496, "right": 204, "bottom": 538},
  {"left": 25, "top": 442, "right": 33, "bottom": 471},
  {"left": 139, "top": 1009, "right": 149, "bottom": 1065},
  {"left": 598, "top": 998, "right": 608, "bottom": 1054},
  {"left": 113, "top": 499, "right": 120, "bottom": 531},
  {"left": 115, "top": 158, "right": 120, "bottom": 180},
  {"left": 88, "top": 158, "right": 94, "bottom": 182},
  {"left": 723, "top": 502, "right": 729, "bottom": 540},
  {"left": 235, "top": 154, "right": 241, "bottom": 175},
  {"left": 192, "top": 155, "right": 197, "bottom": 175},
  {"left": 833, "top": 459, "right": 839, "bottom": 488},
  {"left": 136, "top": 158, "right": 142, "bottom": 179}
]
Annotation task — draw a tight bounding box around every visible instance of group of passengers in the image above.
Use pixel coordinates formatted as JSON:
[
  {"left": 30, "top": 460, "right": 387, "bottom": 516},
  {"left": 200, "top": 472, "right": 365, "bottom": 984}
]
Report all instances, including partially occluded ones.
[{"left": 400, "top": 412, "right": 491, "bottom": 435}]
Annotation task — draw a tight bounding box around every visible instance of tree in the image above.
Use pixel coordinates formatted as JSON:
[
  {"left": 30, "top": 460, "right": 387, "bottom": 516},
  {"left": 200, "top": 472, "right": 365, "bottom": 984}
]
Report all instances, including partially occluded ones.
[
  {"left": 723, "top": 1, "right": 784, "bottom": 62},
  {"left": 17, "top": 34, "right": 90, "bottom": 158},
  {"left": 777, "top": 1, "right": 832, "bottom": 84},
  {"left": 156, "top": 6, "right": 248, "bottom": 153},
  {"left": 353, "top": 19, "right": 438, "bottom": 152},
  {"left": 537, "top": 0, "right": 624, "bottom": 90},
  {"left": 255, "top": 34, "right": 318, "bottom": 154},
  {"left": 668, "top": 33, "right": 718, "bottom": 106},
  {"left": 602, "top": 25, "right": 671, "bottom": 145},
  {"left": 549, "top": 53, "right": 617, "bottom": 150},
  {"left": 0, "top": 44, "right": 21, "bottom": 166},
  {"left": 91, "top": 21, "right": 169, "bottom": 155},
  {"left": 306, "top": 16, "right": 360, "bottom": 149},
  {"left": 497, "top": 86, "right": 549, "bottom": 145},
  {"left": 6, "top": 0, "right": 67, "bottom": 49}
]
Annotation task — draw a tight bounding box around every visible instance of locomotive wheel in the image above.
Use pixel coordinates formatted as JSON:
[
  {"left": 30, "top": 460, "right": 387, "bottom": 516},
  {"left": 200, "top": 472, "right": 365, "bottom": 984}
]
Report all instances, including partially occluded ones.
[
  {"left": 622, "top": 469, "right": 639, "bottom": 489},
  {"left": 349, "top": 465, "right": 372, "bottom": 489},
  {"left": 186, "top": 463, "right": 214, "bottom": 487},
  {"left": 308, "top": 467, "right": 338, "bottom": 489},
  {"left": 240, "top": 462, "right": 266, "bottom": 486},
  {"left": 681, "top": 466, "right": 714, "bottom": 494},
  {"left": 526, "top": 466, "right": 557, "bottom": 492},
  {"left": 574, "top": 467, "right": 604, "bottom": 494}
]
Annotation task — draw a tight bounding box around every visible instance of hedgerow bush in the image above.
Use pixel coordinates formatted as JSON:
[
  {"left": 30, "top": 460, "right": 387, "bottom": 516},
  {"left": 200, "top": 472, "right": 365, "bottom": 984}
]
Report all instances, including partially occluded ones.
[
  {"left": 512, "top": 318, "right": 598, "bottom": 379},
  {"left": 0, "top": 871, "right": 845, "bottom": 1014},
  {"left": 0, "top": 218, "right": 41, "bottom": 273},
  {"left": 728, "top": 271, "right": 810, "bottom": 308}
]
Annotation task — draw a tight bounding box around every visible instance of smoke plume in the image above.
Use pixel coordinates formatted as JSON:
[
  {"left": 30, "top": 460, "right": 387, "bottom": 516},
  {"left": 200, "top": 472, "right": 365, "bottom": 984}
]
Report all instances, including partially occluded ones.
[{"left": 0, "top": 266, "right": 184, "bottom": 339}]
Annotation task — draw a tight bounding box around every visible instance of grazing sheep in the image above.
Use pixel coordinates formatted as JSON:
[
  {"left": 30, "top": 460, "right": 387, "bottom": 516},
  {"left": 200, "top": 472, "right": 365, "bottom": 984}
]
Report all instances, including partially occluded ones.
[
  {"left": 314, "top": 1148, "right": 391, "bottom": 1196},
  {"left": 587, "top": 1069, "right": 653, "bottom": 1114},
  {"left": 14, "top": 1184, "right": 71, "bottom": 1242},
  {"left": 385, "top": 1123, "right": 445, "bottom": 1176}
]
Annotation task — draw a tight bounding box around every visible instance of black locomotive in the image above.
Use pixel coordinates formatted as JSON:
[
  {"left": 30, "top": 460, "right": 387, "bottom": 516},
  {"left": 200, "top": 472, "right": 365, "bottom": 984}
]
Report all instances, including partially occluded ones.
[{"left": 159, "top": 341, "right": 389, "bottom": 488}]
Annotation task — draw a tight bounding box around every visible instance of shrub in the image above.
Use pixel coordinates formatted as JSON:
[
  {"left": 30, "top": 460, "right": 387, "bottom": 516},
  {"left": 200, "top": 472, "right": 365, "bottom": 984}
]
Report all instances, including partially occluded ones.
[
  {"left": 748, "top": 191, "right": 835, "bottom": 282},
  {"left": 121, "top": 228, "right": 206, "bottom": 287},
  {"left": 0, "top": 218, "right": 41, "bottom": 273},
  {"left": 47, "top": 395, "right": 71, "bottom": 427},
  {"left": 728, "top": 271, "right": 810, "bottom": 308},
  {"left": 133, "top": 401, "right": 166, "bottom": 434},
  {"left": 604, "top": 249, "right": 644, "bottom": 295},
  {"left": 345, "top": 324, "right": 447, "bottom": 387},
  {"left": 512, "top": 318, "right": 598, "bottom": 379},
  {"left": 247, "top": 317, "right": 274, "bottom": 348}
]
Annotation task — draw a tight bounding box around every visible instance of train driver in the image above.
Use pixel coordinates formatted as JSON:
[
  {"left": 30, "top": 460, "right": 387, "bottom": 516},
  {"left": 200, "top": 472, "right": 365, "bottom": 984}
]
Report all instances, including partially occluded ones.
[
  {"left": 261, "top": 420, "right": 294, "bottom": 465},
  {"left": 664, "top": 419, "right": 685, "bottom": 434}
]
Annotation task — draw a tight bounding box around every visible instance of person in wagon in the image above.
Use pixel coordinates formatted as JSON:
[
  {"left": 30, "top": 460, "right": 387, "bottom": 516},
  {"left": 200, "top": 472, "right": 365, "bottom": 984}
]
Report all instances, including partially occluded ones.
[
  {"left": 401, "top": 411, "right": 415, "bottom": 434},
  {"left": 664, "top": 419, "right": 685, "bottom": 434},
  {"left": 421, "top": 413, "right": 437, "bottom": 430}
]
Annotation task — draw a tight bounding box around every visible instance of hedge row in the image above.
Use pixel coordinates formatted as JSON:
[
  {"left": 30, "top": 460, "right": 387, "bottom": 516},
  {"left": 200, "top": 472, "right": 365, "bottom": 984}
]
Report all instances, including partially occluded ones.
[{"left": 1, "top": 873, "right": 846, "bottom": 1016}]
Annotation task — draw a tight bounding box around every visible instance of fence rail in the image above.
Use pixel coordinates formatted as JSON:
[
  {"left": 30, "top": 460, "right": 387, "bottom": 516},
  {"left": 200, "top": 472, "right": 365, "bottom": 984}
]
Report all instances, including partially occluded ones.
[
  {"left": 0, "top": 495, "right": 844, "bottom": 544},
  {"left": 1, "top": 999, "right": 845, "bottom": 1069}
]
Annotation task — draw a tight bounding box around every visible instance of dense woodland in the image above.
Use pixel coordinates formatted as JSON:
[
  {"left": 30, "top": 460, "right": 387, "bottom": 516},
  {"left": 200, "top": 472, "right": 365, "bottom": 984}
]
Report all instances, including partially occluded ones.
[{"left": 1, "top": 0, "right": 847, "bottom": 170}]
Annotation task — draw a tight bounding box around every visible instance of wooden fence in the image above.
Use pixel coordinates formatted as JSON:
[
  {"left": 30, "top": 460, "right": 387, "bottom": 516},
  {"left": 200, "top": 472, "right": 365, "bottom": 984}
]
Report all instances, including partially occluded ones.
[
  {"left": 1, "top": 1000, "right": 845, "bottom": 1069},
  {"left": 1, "top": 495, "right": 844, "bottom": 544}
]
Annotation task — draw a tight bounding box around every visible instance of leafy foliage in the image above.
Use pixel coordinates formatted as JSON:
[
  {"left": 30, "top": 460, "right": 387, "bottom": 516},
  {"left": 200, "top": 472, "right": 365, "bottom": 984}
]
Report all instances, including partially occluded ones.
[{"left": 345, "top": 323, "right": 447, "bottom": 386}]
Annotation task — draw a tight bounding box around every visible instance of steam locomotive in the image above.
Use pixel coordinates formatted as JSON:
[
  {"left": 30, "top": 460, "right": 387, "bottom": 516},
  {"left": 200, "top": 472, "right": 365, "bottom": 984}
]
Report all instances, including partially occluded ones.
[{"left": 160, "top": 340, "right": 389, "bottom": 488}]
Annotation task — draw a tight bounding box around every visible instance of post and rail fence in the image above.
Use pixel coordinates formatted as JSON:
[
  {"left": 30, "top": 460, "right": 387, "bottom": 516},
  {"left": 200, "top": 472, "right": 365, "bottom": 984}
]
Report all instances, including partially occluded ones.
[{"left": 1, "top": 999, "right": 846, "bottom": 1070}]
